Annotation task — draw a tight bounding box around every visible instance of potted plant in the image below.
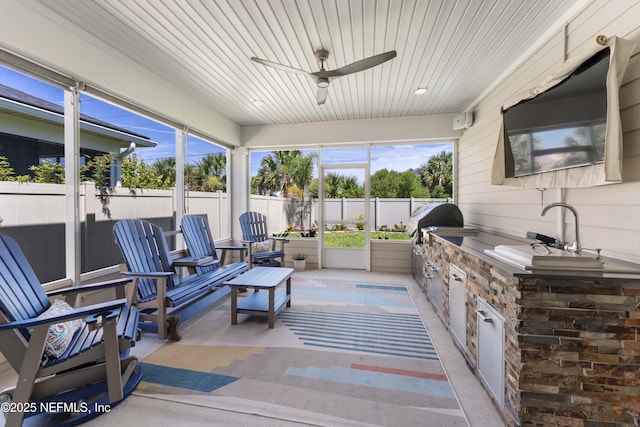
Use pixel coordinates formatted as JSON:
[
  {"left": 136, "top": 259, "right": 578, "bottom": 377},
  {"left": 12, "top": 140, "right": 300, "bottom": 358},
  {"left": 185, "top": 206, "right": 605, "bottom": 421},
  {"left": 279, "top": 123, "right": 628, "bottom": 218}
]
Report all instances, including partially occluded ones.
[{"left": 292, "top": 252, "right": 307, "bottom": 271}]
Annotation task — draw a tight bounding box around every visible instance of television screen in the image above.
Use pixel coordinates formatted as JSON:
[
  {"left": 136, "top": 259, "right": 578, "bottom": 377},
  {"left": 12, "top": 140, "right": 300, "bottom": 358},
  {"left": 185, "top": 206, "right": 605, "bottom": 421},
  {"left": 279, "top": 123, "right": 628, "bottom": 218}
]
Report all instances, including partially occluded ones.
[{"left": 503, "top": 48, "right": 609, "bottom": 177}]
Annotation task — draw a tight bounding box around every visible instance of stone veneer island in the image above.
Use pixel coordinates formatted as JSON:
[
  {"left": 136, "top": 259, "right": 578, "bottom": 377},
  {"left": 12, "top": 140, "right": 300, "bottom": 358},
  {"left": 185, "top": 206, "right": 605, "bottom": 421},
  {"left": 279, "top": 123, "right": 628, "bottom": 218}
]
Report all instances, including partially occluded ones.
[{"left": 417, "top": 230, "right": 640, "bottom": 426}]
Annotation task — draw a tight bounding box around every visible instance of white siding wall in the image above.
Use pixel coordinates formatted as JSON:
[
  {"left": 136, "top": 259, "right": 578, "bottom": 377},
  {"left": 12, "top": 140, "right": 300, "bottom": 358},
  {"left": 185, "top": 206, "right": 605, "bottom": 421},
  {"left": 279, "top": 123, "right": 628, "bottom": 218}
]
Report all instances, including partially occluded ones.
[
  {"left": 282, "top": 238, "right": 410, "bottom": 274},
  {"left": 458, "top": 0, "right": 640, "bottom": 264},
  {"left": 370, "top": 240, "right": 412, "bottom": 274}
]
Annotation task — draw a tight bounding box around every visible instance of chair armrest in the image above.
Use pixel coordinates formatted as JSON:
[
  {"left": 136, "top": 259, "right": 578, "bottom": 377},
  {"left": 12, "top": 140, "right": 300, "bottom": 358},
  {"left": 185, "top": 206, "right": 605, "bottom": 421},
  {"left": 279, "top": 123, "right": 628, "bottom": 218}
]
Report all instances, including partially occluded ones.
[
  {"left": 174, "top": 256, "right": 217, "bottom": 267},
  {"left": 269, "top": 236, "right": 288, "bottom": 251},
  {"left": 218, "top": 245, "right": 247, "bottom": 264},
  {"left": 217, "top": 245, "right": 246, "bottom": 251},
  {"left": 121, "top": 271, "right": 174, "bottom": 279},
  {"left": 0, "top": 299, "right": 126, "bottom": 331},
  {"left": 86, "top": 308, "right": 121, "bottom": 324},
  {"left": 47, "top": 278, "right": 133, "bottom": 298}
]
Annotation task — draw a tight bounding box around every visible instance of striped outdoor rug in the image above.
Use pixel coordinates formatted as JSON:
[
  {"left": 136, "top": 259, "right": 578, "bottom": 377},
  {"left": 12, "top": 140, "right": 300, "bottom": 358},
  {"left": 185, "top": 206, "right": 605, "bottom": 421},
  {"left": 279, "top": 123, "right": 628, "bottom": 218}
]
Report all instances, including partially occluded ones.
[
  {"left": 135, "top": 276, "right": 468, "bottom": 426},
  {"left": 279, "top": 310, "right": 438, "bottom": 360}
]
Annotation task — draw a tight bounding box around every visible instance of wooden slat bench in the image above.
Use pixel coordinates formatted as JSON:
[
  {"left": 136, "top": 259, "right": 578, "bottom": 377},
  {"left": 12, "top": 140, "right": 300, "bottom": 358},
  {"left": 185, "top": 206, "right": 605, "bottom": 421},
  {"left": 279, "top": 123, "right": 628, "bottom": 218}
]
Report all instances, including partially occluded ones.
[
  {"left": 113, "top": 219, "right": 249, "bottom": 340},
  {"left": 181, "top": 214, "right": 248, "bottom": 271}
]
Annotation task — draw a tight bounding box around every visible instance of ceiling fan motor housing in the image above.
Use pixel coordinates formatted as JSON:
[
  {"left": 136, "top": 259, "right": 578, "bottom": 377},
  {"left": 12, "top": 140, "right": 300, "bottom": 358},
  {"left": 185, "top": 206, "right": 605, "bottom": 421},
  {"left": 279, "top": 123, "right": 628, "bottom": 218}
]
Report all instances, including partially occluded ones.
[{"left": 315, "top": 49, "right": 329, "bottom": 65}]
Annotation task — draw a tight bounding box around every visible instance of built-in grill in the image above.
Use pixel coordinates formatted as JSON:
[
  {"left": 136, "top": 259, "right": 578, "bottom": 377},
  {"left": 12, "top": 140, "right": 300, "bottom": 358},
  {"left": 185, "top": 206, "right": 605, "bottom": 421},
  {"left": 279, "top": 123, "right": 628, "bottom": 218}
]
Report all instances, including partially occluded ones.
[
  {"left": 407, "top": 203, "right": 465, "bottom": 244},
  {"left": 409, "top": 203, "right": 468, "bottom": 286}
]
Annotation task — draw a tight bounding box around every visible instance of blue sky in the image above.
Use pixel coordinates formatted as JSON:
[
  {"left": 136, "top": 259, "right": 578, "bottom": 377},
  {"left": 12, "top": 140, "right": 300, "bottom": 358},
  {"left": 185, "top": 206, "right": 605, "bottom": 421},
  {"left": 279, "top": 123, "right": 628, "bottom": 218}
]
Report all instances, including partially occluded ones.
[
  {"left": 0, "top": 65, "right": 222, "bottom": 164},
  {"left": 250, "top": 144, "right": 453, "bottom": 183},
  {"left": 1, "top": 65, "right": 452, "bottom": 178}
]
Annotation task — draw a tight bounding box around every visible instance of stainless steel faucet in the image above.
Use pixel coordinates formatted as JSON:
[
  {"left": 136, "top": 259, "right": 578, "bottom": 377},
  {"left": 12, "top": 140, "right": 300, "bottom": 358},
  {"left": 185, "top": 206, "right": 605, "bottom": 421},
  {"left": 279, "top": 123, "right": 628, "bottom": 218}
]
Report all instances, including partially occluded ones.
[{"left": 540, "top": 202, "right": 582, "bottom": 255}]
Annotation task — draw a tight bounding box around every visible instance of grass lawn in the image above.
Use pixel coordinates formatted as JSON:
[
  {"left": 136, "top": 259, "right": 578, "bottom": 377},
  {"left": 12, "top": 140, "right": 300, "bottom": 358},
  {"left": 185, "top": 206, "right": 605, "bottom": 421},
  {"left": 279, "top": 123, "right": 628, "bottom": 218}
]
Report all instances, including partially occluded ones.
[{"left": 282, "top": 231, "right": 409, "bottom": 248}]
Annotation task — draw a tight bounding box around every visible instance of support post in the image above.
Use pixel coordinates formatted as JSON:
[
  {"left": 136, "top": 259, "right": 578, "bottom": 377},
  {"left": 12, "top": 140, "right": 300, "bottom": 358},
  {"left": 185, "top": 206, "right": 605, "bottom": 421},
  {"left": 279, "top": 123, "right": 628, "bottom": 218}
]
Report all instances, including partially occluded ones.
[
  {"left": 175, "top": 129, "right": 185, "bottom": 248},
  {"left": 231, "top": 147, "right": 249, "bottom": 243},
  {"left": 64, "top": 86, "right": 81, "bottom": 285}
]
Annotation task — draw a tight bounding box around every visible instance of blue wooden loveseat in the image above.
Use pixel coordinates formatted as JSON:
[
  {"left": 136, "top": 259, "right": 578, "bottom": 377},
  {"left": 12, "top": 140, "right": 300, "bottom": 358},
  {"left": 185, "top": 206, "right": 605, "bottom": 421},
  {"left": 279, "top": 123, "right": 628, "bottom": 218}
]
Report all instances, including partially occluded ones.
[{"left": 113, "top": 219, "right": 248, "bottom": 340}]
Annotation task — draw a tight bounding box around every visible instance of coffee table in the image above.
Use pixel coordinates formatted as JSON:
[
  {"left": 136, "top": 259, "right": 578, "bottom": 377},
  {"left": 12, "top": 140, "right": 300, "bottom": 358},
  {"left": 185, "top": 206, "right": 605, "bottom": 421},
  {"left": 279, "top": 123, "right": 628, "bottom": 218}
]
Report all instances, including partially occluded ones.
[{"left": 225, "top": 267, "right": 293, "bottom": 328}]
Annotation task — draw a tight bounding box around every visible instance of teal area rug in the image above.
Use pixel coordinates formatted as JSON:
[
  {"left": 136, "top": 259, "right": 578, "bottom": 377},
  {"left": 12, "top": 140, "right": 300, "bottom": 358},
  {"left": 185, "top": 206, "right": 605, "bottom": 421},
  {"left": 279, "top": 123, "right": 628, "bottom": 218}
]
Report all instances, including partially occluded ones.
[{"left": 136, "top": 277, "right": 468, "bottom": 426}]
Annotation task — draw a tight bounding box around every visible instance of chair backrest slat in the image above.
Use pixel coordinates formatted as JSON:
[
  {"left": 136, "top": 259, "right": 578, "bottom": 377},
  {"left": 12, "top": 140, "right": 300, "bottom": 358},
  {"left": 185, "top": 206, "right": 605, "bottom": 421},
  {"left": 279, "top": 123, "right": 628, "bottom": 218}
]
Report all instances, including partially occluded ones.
[
  {"left": 0, "top": 235, "right": 50, "bottom": 324},
  {"left": 0, "top": 235, "right": 53, "bottom": 371},
  {"left": 181, "top": 215, "right": 219, "bottom": 274},
  {"left": 113, "top": 219, "right": 178, "bottom": 299},
  {"left": 239, "top": 211, "right": 269, "bottom": 243}
]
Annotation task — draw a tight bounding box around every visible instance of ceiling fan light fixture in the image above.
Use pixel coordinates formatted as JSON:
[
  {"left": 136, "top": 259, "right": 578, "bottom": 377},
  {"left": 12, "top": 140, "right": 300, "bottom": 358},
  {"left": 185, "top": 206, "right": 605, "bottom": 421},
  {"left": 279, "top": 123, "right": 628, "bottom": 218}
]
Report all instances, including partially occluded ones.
[
  {"left": 317, "top": 77, "right": 330, "bottom": 88},
  {"left": 414, "top": 87, "right": 428, "bottom": 95}
]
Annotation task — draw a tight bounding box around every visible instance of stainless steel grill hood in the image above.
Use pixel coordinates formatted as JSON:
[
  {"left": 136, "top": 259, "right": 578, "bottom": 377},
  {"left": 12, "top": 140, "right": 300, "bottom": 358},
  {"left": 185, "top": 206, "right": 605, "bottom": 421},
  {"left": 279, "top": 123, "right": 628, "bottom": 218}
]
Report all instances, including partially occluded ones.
[{"left": 407, "top": 203, "right": 464, "bottom": 244}]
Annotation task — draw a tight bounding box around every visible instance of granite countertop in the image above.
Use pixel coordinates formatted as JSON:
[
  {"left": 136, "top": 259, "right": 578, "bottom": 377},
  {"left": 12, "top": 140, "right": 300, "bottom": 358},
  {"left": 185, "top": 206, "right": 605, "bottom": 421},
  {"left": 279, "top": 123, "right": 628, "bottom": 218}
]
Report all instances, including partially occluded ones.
[{"left": 423, "top": 227, "right": 640, "bottom": 280}]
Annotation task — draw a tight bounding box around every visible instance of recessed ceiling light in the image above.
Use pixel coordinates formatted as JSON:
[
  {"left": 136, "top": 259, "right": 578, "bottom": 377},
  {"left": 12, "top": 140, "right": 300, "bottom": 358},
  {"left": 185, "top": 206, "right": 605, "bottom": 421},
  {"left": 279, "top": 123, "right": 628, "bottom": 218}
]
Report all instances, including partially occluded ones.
[
  {"left": 252, "top": 99, "right": 264, "bottom": 106},
  {"left": 414, "top": 87, "right": 428, "bottom": 95}
]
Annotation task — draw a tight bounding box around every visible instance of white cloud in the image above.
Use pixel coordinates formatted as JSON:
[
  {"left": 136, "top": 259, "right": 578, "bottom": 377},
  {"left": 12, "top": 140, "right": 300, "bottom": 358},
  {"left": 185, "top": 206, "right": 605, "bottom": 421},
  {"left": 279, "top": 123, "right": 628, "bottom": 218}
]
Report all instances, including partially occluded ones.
[
  {"left": 370, "top": 143, "right": 453, "bottom": 174},
  {"left": 249, "top": 143, "right": 453, "bottom": 178}
]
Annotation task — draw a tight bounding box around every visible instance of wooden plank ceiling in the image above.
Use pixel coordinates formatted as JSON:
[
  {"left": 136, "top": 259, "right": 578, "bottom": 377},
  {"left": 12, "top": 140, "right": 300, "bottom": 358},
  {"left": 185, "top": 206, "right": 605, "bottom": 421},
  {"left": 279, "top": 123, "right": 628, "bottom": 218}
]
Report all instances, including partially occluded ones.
[{"left": 36, "top": 0, "right": 580, "bottom": 126}]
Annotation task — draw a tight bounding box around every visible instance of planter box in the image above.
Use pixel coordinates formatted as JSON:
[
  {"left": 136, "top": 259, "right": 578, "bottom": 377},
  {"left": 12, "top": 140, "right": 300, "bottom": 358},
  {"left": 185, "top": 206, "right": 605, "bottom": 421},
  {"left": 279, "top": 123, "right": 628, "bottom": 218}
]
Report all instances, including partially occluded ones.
[{"left": 293, "top": 259, "right": 306, "bottom": 271}]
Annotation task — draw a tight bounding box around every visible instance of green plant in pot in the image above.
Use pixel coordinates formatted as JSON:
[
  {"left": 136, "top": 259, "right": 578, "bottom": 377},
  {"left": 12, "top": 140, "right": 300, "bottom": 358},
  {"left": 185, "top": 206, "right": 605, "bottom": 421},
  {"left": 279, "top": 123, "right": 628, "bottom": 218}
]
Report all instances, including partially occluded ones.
[{"left": 292, "top": 253, "right": 307, "bottom": 271}]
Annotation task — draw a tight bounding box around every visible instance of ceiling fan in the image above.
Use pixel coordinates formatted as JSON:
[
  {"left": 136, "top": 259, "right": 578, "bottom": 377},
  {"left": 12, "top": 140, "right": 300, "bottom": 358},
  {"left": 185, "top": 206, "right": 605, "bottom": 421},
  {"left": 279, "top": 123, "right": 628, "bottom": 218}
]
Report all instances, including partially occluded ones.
[{"left": 251, "top": 49, "right": 397, "bottom": 105}]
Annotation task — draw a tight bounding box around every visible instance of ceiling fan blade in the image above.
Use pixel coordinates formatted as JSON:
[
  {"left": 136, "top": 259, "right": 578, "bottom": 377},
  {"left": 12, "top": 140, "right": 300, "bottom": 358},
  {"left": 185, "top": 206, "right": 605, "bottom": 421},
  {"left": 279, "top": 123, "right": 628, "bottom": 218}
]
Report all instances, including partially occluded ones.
[
  {"left": 251, "top": 57, "right": 309, "bottom": 75},
  {"left": 316, "top": 87, "right": 328, "bottom": 105},
  {"left": 323, "top": 50, "right": 397, "bottom": 77}
]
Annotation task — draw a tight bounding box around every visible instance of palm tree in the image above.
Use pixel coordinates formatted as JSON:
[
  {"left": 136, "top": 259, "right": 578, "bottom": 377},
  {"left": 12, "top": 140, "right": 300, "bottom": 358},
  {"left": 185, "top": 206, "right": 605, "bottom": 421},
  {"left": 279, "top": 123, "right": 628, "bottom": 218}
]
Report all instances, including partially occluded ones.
[
  {"left": 254, "top": 150, "right": 313, "bottom": 197},
  {"left": 152, "top": 157, "right": 176, "bottom": 189},
  {"left": 420, "top": 151, "right": 453, "bottom": 196},
  {"left": 289, "top": 154, "right": 315, "bottom": 194},
  {"left": 322, "top": 172, "right": 362, "bottom": 198},
  {"left": 188, "top": 153, "right": 226, "bottom": 191},
  {"left": 340, "top": 175, "right": 363, "bottom": 198},
  {"left": 198, "top": 153, "right": 226, "bottom": 178},
  {"left": 254, "top": 151, "right": 286, "bottom": 195},
  {"left": 323, "top": 173, "right": 343, "bottom": 198}
]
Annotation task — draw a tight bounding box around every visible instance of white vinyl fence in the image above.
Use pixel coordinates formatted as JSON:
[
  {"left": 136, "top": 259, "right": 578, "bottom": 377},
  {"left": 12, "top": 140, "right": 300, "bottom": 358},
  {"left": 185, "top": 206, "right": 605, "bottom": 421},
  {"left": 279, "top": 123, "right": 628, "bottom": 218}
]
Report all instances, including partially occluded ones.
[
  {"left": 0, "top": 181, "right": 445, "bottom": 281},
  {"left": 250, "top": 194, "right": 446, "bottom": 232}
]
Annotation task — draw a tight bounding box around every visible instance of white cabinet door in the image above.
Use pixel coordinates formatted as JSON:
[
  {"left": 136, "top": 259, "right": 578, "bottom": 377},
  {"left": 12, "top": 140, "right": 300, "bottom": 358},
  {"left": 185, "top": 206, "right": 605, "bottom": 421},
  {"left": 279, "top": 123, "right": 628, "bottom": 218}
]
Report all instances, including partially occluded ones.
[
  {"left": 476, "top": 297, "right": 505, "bottom": 407},
  {"left": 426, "top": 258, "right": 444, "bottom": 320},
  {"left": 449, "top": 263, "right": 467, "bottom": 349}
]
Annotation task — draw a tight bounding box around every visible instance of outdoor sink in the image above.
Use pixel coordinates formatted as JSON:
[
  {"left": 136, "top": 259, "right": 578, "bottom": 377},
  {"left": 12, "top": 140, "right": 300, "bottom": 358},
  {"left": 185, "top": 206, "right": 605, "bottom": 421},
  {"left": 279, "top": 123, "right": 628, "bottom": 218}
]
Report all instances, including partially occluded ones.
[{"left": 484, "top": 244, "right": 604, "bottom": 271}]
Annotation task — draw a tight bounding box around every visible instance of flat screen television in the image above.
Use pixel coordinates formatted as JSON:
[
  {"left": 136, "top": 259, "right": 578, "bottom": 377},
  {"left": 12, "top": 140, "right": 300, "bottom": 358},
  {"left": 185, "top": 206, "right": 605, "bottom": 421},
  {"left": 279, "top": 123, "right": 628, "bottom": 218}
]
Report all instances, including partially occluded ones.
[{"left": 502, "top": 48, "right": 609, "bottom": 177}]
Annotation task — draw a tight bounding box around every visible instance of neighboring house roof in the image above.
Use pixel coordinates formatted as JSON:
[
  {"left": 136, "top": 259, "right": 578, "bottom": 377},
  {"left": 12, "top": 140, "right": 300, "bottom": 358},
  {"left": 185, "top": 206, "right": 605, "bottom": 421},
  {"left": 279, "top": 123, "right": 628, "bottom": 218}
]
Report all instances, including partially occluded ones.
[{"left": 0, "top": 83, "right": 156, "bottom": 148}]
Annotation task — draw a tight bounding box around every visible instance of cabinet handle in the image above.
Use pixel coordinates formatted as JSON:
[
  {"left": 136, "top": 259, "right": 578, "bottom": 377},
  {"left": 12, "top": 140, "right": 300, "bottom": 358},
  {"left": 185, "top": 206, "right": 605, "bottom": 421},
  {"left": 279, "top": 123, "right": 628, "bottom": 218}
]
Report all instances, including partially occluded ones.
[
  {"left": 476, "top": 309, "right": 493, "bottom": 323},
  {"left": 450, "top": 273, "right": 463, "bottom": 281}
]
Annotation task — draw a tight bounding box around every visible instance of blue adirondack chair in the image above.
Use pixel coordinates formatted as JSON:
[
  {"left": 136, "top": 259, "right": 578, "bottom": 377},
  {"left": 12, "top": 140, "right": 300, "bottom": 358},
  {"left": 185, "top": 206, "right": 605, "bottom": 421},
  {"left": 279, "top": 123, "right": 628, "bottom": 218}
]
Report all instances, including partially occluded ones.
[
  {"left": 239, "top": 211, "right": 289, "bottom": 267},
  {"left": 0, "top": 234, "right": 141, "bottom": 427},
  {"left": 180, "top": 214, "right": 247, "bottom": 274},
  {"left": 113, "top": 219, "right": 248, "bottom": 340}
]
